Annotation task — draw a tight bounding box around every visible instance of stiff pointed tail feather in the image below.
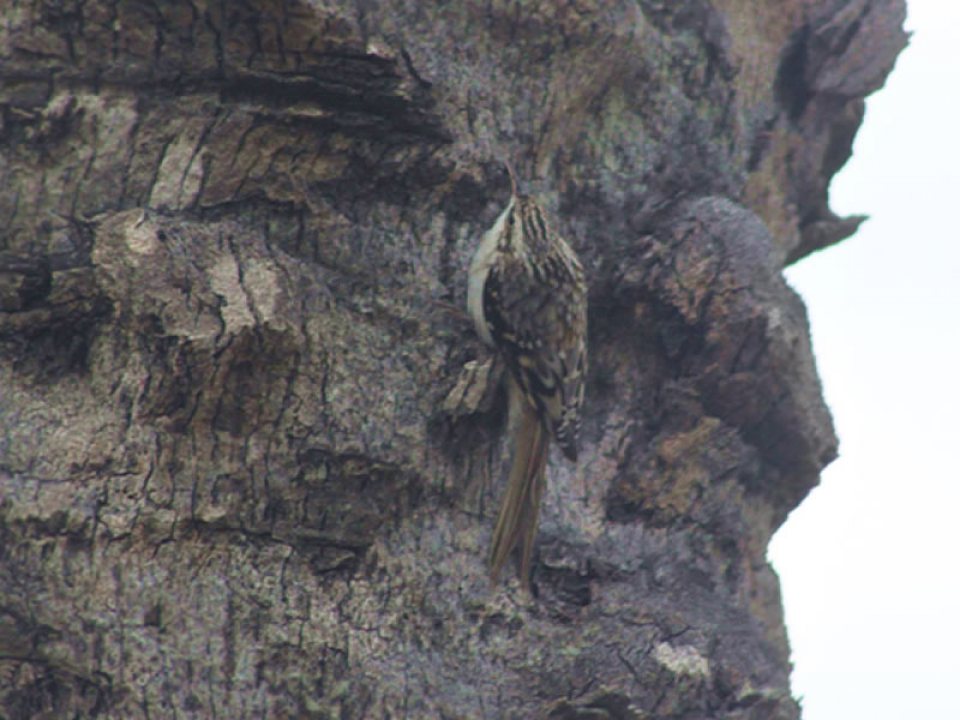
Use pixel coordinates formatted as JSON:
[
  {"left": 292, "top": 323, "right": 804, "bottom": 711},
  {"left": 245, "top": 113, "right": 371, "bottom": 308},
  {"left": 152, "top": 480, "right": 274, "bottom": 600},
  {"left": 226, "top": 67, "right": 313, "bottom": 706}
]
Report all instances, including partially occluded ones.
[{"left": 489, "top": 399, "right": 549, "bottom": 589}]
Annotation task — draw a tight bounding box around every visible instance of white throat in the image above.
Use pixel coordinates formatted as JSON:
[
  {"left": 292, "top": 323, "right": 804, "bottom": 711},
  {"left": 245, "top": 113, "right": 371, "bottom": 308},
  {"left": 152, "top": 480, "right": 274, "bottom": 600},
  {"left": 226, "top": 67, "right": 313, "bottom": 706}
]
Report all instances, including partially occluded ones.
[{"left": 467, "top": 198, "right": 514, "bottom": 347}]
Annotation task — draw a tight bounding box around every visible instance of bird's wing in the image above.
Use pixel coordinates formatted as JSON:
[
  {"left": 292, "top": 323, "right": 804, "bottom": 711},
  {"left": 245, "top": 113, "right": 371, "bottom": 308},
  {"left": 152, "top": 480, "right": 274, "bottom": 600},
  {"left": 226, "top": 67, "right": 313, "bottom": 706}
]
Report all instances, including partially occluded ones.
[{"left": 482, "top": 247, "right": 586, "bottom": 460}]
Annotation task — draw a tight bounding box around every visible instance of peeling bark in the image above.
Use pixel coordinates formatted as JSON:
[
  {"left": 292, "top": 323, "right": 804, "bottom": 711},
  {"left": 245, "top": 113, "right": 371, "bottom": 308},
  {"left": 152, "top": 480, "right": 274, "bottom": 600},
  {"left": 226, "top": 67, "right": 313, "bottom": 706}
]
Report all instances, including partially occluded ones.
[{"left": 0, "top": 1, "right": 906, "bottom": 718}]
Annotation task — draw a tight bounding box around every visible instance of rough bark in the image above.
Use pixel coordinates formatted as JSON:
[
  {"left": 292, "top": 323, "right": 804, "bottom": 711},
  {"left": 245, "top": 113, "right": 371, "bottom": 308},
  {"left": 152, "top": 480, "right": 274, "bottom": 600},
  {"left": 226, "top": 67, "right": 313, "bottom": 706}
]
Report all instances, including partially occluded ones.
[{"left": 0, "top": 1, "right": 906, "bottom": 718}]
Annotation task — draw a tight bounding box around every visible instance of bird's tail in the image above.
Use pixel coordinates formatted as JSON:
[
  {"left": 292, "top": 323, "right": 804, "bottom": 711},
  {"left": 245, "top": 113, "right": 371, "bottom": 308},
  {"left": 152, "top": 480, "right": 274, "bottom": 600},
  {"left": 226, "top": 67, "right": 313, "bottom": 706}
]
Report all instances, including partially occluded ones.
[{"left": 489, "top": 390, "right": 548, "bottom": 590}]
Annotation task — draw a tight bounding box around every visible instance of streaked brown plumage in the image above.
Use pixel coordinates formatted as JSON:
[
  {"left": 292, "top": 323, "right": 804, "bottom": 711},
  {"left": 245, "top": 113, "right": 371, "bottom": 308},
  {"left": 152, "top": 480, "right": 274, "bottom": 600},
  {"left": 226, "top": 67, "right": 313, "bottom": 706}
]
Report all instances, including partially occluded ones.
[{"left": 467, "top": 170, "right": 587, "bottom": 589}]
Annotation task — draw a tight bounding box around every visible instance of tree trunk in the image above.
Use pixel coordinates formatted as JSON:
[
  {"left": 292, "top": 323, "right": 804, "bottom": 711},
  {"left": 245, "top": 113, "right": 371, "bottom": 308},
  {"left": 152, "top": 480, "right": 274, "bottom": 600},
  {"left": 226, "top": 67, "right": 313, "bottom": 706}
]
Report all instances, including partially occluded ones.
[{"left": 0, "top": 1, "right": 906, "bottom": 718}]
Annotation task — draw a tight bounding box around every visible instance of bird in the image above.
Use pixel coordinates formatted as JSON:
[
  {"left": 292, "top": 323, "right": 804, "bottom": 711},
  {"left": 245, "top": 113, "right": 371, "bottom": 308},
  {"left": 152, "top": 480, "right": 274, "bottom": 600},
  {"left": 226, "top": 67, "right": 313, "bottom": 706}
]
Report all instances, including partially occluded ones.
[{"left": 467, "top": 165, "right": 587, "bottom": 590}]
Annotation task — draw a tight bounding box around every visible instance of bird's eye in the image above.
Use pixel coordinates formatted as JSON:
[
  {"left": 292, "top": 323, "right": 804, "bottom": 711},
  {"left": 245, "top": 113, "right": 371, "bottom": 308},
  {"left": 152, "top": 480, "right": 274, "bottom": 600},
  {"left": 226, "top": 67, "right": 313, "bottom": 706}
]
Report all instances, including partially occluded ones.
[{"left": 507, "top": 215, "right": 515, "bottom": 228}]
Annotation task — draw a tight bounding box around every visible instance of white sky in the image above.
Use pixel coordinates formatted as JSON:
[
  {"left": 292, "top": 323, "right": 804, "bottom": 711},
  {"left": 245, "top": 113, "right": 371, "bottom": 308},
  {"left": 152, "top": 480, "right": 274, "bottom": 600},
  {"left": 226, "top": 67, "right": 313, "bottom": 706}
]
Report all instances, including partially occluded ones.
[{"left": 768, "top": 1, "right": 960, "bottom": 718}]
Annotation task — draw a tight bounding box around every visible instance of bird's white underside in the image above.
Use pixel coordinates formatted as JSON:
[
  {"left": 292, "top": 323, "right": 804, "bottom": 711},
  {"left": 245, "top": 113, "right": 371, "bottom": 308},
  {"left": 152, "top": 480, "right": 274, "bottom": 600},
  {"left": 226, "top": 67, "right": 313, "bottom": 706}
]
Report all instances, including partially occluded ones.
[{"left": 467, "top": 197, "right": 514, "bottom": 348}]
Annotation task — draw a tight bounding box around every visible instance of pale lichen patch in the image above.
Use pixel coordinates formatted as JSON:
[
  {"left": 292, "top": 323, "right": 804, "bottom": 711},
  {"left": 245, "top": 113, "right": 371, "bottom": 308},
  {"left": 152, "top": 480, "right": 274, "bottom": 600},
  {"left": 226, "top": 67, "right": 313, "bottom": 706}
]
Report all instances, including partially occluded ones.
[
  {"left": 210, "top": 255, "right": 256, "bottom": 333},
  {"left": 654, "top": 642, "right": 710, "bottom": 678}
]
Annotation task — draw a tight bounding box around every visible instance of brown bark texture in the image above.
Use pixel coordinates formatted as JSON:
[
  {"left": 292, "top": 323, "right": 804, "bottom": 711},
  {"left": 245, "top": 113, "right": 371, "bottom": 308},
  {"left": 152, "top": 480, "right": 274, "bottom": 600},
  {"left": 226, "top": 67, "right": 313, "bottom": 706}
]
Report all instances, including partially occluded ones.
[{"left": 0, "top": 1, "right": 906, "bottom": 718}]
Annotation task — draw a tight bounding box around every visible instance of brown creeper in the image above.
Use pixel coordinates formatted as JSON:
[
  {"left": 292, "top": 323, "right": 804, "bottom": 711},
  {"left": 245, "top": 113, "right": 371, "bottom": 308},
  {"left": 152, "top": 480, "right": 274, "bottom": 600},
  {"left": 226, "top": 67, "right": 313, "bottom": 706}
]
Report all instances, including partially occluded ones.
[{"left": 467, "top": 168, "right": 587, "bottom": 588}]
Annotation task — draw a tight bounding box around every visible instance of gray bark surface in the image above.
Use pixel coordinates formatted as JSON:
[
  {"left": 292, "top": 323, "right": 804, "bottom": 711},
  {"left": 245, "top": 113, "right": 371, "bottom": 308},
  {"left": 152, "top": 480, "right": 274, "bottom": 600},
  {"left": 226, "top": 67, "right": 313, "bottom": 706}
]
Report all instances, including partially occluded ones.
[{"left": 0, "top": 2, "right": 906, "bottom": 718}]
